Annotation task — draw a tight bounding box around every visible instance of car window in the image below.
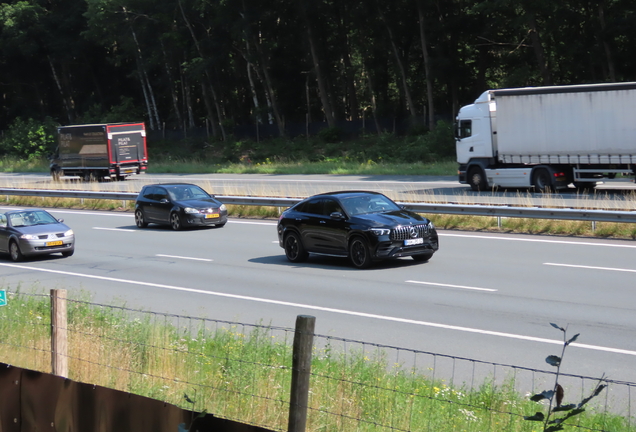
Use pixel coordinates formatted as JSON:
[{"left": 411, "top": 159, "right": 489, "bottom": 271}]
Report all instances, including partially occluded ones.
[
  {"left": 324, "top": 199, "right": 343, "bottom": 216},
  {"left": 0, "top": 214, "right": 6, "bottom": 228},
  {"left": 142, "top": 186, "right": 157, "bottom": 200},
  {"left": 155, "top": 187, "right": 169, "bottom": 201},
  {"left": 296, "top": 198, "right": 323, "bottom": 215}
]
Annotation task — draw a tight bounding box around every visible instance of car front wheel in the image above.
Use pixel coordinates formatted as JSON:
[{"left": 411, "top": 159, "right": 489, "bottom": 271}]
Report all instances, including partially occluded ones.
[
  {"left": 135, "top": 209, "right": 148, "bottom": 228},
  {"left": 9, "top": 241, "right": 24, "bottom": 262},
  {"left": 349, "top": 237, "right": 372, "bottom": 269},
  {"left": 284, "top": 232, "right": 308, "bottom": 263},
  {"left": 170, "top": 212, "right": 182, "bottom": 231}
]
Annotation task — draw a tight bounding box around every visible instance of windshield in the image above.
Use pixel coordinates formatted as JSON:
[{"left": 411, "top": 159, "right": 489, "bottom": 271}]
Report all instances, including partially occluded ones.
[
  {"left": 9, "top": 211, "right": 58, "bottom": 227},
  {"left": 166, "top": 185, "right": 211, "bottom": 201},
  {"left": 341, "top": 195, "right": 401, "bottom": 216}
]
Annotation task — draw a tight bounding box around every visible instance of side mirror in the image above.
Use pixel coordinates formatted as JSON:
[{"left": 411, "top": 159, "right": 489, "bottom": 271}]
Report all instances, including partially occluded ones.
[
  {"left": 57, "top": 218, "right": 64, "bottom": 223},
  {"left": 160, "top": 199, "right": 170, "bottom": 204},
  {"left": 330, "top": 212, "right": 345, "bottom": 220}
]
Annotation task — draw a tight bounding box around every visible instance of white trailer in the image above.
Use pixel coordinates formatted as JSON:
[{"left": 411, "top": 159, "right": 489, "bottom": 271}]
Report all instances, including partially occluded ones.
[{"left": 455, "top": 82, "right": 636, "bottom": 191}]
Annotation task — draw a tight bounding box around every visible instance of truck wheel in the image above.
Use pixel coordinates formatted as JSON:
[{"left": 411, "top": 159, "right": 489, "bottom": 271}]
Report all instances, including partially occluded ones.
[
  {"left": 467, "top": 167, "right": 488, "bottom": 191},
  {"left": 83, "top": 171, "right": 96, "bottom": 182},
  {"left": 51, "top": 169, "right": 62, "bottom": 182},
  {"left": 533, "top": 169, "right": 553, "bottom": 193}
]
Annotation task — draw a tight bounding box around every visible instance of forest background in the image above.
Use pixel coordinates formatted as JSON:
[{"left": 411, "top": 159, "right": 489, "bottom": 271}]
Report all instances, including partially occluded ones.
[{"left": 1, "top": 0, "right": 635, "bottom": 165}]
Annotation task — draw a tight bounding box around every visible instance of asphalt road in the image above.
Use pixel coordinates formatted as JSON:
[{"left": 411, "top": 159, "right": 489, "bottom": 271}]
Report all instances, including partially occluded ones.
[
  {"left": 1, "top": 206, "right": 635, "bottom": 394},
  {"left": 2, "top": 172, "right": 636, "bottom": 208}
]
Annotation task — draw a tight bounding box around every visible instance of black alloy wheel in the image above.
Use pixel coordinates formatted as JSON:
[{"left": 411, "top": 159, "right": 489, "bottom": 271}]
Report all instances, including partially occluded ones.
[
  {"left": 170, "top": 212, "right": 183, "bottom": 231},
  {"left": 135, "top": 209, "right": 148, "bottom": 228},
  {"left": 284, "top": 232, "right": 308, "bottom": 263},
  {"left": 349, "top": 237, "right": 372, "bottom": 269}
]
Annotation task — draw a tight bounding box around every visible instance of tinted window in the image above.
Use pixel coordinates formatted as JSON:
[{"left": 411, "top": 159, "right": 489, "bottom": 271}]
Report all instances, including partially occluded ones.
[
  {"left": 324, "top": 199, "right": 343, "bottom": 216},
  {"left": 300, "top": 199, "right": 323, "bottom": 215}
]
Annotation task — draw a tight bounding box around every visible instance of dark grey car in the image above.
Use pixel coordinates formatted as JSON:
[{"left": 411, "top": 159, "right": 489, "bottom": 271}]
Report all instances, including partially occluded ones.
[
  {"left": 134, "top": 183, "right": 228, "bottom": 230},
  {"left": 0, "top": 209, "right": 75, "bottom": 262}
]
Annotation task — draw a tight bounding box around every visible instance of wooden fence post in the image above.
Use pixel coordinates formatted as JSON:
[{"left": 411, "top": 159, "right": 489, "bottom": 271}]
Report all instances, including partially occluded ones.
[
  {"left": 51, "top": 289, "right": 68, "bottom": 378},
  {"left": 287, "top": 315, "right": 315, "bottom": 432}
]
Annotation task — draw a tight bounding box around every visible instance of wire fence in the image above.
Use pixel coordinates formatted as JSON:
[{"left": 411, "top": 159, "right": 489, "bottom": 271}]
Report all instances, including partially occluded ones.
[{"left": 1, "top": 288, "right": 634, "bottom": 432}]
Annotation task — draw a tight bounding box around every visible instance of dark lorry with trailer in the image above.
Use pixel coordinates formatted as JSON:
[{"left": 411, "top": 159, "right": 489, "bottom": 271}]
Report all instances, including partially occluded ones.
[{"left": 50, "top": 123, "right": 148, "bottom": 181}]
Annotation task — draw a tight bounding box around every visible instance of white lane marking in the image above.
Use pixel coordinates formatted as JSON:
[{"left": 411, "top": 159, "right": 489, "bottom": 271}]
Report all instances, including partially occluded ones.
[
  {"left": 156, "top": 254, "right": 213, "bottom": 262},
  {"left": 229, "top": 220, "right": 277, "bottom": 226},
  {"left": 545, "top": 263, "right": 636, "bottom": 273},
  {"left": 93, "top": 227, "right": 136, "bottom": 232},
  {"left": 441, "top": 233, "right": 636, "bottom": 249},
  {"left": 406, "top": 280, "right": 497, "bottom": 292},
  {"left": 1, "top": 262, "right": 634, "bottom": 357}
]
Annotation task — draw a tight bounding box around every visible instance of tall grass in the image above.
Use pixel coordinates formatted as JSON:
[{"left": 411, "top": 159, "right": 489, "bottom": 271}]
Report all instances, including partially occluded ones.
[{"left": 1, "top": 289, "right": 632, "bottom": 432}]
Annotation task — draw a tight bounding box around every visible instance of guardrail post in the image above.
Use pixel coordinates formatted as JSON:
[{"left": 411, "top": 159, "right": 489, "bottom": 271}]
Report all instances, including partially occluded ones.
[
  {"left": 51, "top": 289, "right": 68, "bottom": 378},
  {"left": 288, "top": 315, "right": 315, "bottom": 432}
]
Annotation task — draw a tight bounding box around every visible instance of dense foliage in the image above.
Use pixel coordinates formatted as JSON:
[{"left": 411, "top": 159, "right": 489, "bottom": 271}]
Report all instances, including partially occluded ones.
[{"left": 1, "top": 0, "right": 635, "bottom": 139}]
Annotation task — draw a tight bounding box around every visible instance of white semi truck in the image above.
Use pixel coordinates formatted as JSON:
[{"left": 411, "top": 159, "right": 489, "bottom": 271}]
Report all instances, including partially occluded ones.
[{"left": 455, "top": 82, "right": 636, "bottom": 191}]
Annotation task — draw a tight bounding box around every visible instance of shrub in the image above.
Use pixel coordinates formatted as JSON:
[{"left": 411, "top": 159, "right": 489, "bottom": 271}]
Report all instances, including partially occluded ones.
[{"left": 0, "top": 117, "right": 58, "bottom": 159}]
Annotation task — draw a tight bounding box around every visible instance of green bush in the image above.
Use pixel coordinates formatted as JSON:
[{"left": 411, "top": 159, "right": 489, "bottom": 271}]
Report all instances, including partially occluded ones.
[{"left": 0, "top": 117, "right": 58, "bottom": 159}]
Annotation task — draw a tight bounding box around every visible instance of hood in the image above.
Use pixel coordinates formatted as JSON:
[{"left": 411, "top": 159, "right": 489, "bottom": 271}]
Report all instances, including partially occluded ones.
[
  {"left": 356, "top": 210, "right": 428, "bottom": 226},
  {"left": 176, "top": 198, "right": 221, "bottom": 208},
  {"left": 13, "top": 222, "right": 70, "bottom": 235}
]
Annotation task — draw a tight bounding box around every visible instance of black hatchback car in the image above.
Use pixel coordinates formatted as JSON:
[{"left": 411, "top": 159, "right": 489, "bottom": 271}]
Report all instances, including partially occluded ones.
[
  {"left": 277, "top": 191, "right": 439, "bottom": 269},
  {"left": 134, "top": 183, "right": 228, "bottom": 230}
]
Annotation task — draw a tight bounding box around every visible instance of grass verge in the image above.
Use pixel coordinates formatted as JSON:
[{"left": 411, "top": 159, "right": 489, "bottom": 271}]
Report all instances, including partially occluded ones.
[{"left": 0, "top": 290, "right": 630, "bottom": 432}]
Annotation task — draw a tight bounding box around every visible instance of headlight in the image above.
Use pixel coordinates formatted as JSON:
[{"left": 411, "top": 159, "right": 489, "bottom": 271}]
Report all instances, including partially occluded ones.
[
  {"left": 64, "top": 229, "right": 74, "bottom": 236},
  {"left": 220, "top": 204, "right": 227, "bottom": 211},
  {"left": 184, "top": 207, "right": 200, "bottom": 214},
  {"left": 370, "top": 228, "right": 391, "bottom": 236},
  {"left": 427, "top": 221, "right": 435, "bottom": 230},
  {"left": 20, "top": 234, "right": 39, "bottom": 240}
]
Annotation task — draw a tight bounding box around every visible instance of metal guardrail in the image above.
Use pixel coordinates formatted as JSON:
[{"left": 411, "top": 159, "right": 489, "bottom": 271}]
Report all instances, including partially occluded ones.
[{"left": 2, "top": 187, "right": 636, "bottom": 224}]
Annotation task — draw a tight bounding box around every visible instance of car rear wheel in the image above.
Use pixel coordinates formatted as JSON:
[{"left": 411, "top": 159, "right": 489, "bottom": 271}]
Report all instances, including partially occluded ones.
[
  {"left": 170, "top": 212, "right": 182, "bottom": 231},
  {"left": 135, "top": 209, "right": 148, "bottom": 228},
  {"left": 349, "top": 237, "right": 372, "bottom": 269},
  {"left": 9, "top": 241, "right": 24, "bottom": 262},
  {"left": 62, "top": 249, "right": 74, "bottom": 257},
  {"left": 412, "top": 251, "right": 434, "bottom": 262},
  {"left": 284, "top": 232, "right": 308, "bottom": 263}
]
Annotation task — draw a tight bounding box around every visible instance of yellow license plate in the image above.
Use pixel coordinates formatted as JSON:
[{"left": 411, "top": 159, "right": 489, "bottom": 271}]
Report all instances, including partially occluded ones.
[
  {"left": 205, "top": 213, "right": 220, "bottom": 219},
  {"left": 46, "top": 240, "right": 63, "bottom": 247}
]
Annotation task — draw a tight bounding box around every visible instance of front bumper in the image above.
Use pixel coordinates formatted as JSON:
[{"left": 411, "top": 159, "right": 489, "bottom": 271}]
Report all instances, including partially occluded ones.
[
  {"left": 374, "top": 240, "right": 438, "bottom": 259},
  {"left": 19, "top": 236, "right": 75, "bottom": 256},
  {"left": 183, "top": 212, "right": 228, "bottom": 227}
]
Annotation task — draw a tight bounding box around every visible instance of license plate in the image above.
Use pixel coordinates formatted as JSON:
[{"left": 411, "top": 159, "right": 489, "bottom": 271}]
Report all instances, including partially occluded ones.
[
  {"left": 46, "top": 240, "right": 63, "bottom": 247},
  {"left": 404, "top": 238, "right": 424, "bottom": 246},
  {"left": 205, "top": 213, "right": 220, "bottom": 219}
]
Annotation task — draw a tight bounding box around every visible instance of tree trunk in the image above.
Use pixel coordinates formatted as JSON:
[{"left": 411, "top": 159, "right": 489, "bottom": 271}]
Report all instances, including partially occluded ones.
[
  {"left": 47, "top": 56, "right": 75, "bottom": 124},
  {"left": 525, "top": 11, "right": 552, "bottom": 85},
  {"left": 598, "top": 1, "right": 616, "bottom": 82},
  {"left": 417, "top": 0, "right": 435, "bottom": 129},
  {"left": 377, "top": 4, "right": 417, "bottom": 118},
  {"left": 160, "top": 41, "right": 183, "bottom": 128},
  {"left": 177, "top": 0, "right": 225, "bottom": 138},
  {"left": 301, "top": 0, "right": 335, "bottom": 128}
]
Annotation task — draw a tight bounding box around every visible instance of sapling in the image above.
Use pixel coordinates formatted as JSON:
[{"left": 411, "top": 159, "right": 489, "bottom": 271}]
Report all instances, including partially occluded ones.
[{"left": 524, "top": 323, "right": 607, "bottom": 432}]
